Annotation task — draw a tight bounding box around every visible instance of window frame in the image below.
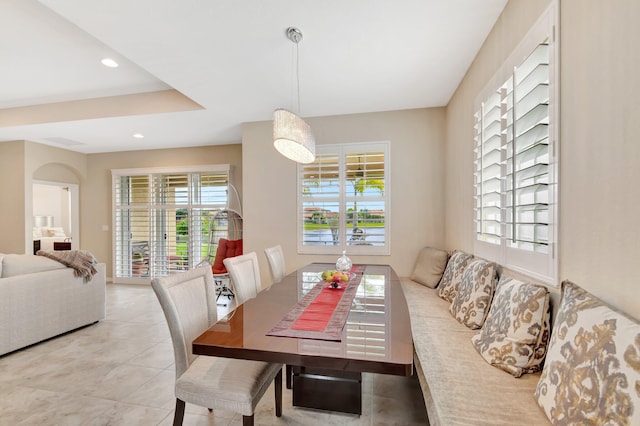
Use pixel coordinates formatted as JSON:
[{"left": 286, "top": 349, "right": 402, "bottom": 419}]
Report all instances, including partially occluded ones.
[
  {"left": 473, "top": 1, "right": 559, "bottom": 285},
  {"left": 297, "top": 141, "right": 391, "bottom": 256}
]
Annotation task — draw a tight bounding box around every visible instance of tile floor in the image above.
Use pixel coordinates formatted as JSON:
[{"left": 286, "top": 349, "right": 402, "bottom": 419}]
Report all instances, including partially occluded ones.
[{"left": 0, "top": 283, "right": 428, "bottom": 425}]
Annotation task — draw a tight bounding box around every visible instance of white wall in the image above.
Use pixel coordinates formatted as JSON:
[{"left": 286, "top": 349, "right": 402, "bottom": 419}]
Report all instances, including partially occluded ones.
[
  {"left": 32, "top": 183, "right": 69, "bottom": 233},
  {"left": 242, "top": 108, "right": 446, "bottom": 287},
  {"left": 445, "top": 0, "right": 640, "bottom": 319}
]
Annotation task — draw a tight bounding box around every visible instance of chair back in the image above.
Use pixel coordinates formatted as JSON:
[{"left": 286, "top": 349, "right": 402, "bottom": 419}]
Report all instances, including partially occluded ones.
[
  {"left": 151, "top": 266, "right": 217, "bottom": 378},
  {"left": 224, "top": 252, "right": 262, "bottom": 305},
  {"left": 264, "top": 245, "right": 286, "bottom": 283}
]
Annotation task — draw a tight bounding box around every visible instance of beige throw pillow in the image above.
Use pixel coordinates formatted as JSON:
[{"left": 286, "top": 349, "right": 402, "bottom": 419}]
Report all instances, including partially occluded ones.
[
  {"left": 437, "top": 251, "right": 473, "bottom": 302},
  {"left": 410, "top": 247, "right": 449, "bottom": 288},
  {"left": 535, "top": 281, "right": 640, "bottom": 425},
  {"left": 449, "top": 259, "right": 497, "bottom": 329},
  {"left": 472, "top": 276, "right": 551, "bottom": 377}
]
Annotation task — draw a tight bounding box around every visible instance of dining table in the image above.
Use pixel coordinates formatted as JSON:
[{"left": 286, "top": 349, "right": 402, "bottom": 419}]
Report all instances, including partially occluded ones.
[{"left": 192, "top": 262, "right": 414, "bottom": 415}]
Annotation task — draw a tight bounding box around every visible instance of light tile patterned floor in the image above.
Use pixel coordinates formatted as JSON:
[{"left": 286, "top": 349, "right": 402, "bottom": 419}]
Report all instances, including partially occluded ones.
[{"left": 0, "top": 283, "right": 428, "bottom": 425}]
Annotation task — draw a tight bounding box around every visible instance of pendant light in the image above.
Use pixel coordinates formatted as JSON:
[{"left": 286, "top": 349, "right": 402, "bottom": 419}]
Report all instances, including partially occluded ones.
[{"left": 273, "top": 27, "right": 316, "bottom": 164}]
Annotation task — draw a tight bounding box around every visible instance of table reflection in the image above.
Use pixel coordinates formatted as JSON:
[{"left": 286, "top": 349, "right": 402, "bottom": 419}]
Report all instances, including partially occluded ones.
[{"left": 296, "top": 265, "right": 391, "bottom": 361}]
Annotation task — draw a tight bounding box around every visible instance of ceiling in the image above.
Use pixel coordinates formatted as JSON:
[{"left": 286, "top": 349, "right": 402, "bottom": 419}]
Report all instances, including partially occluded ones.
[{"left": 0, "top": 0, "right": 507, "bottom": 154}]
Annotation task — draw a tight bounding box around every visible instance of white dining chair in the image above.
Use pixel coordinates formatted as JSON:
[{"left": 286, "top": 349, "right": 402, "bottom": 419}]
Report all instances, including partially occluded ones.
[
  {"left": 151, "top": 265, "right": 282, "bottom": 426},
  {"left": 264, "top": 245, "right": 286, "bottom": 283},
  {"left": 224, "top": 252, "right": 262, "bottom": 305},
  {"left": 263, "top": 245, "right": 293, "bottom": 388}
]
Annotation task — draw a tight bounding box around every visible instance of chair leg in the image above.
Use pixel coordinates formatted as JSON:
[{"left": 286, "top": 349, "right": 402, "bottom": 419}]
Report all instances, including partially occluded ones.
[
  {"left": 286, "top": 364, "right": 292, "bottom": 389},
  {"left": 242, "top": 414, "right": 254, "bottom": 426},
  {"left": 173, "top": 399, "right": 185, "bottom": 426},
  {"left": 275, "top": 368, "right": 283, "bottom": 417}
]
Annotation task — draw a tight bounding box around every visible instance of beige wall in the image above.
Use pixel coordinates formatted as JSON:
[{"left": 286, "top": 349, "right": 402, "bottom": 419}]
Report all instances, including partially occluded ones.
[
  {"left": 243, "top": 108, "right": 446, "bottom": 287},
  {"left": 445, "top": 0, "right": 640, "bottom": 319},
  {"left": 558, "top": 0, "right": 640, "bottom": 318},
  {"left": 0, "top": 140, "right": 86, "bottom": 254},
  {"left": 0, "top": 141, "right": 26, "bottom": 254},
  {"left": 83, "top": 144, "right": 242, "bottom": 278}
]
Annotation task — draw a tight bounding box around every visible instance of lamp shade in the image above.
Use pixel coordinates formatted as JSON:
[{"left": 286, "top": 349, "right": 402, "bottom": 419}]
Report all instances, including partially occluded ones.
[{"left": 273, "top": 108, "right": 315, "bottom": 164}]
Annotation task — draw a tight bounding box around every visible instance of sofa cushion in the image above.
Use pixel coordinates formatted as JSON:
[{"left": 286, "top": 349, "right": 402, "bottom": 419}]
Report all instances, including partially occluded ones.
[
  {"left": 449, "top": 259, "right": 497, "bottom": 329},
  {"left": 1, "top": 254, "right": 67, "bottom": 278},
  {"left": 472, "top": 276, "right": 551, "bottom": 377},
  {"left": 437, "top": 251, "right": 473, "bottom": 302},
  {"left": 410, "top": 247, "right": 449, "bottom": 288},
  {"left": 535, "top": 281, "right": 640, "bottom": 425}
]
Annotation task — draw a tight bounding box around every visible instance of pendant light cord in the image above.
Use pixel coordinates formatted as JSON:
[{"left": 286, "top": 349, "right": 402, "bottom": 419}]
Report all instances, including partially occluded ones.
[
  {"left": 286, "top": 27, "right": 303, "bottom": 115},
  {"left": 296, "top": 40, "right": 301, "bottom": 114}
]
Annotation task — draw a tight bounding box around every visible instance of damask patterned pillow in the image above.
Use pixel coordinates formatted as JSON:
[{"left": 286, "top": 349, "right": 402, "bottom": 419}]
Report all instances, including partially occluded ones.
[
  {"left": 471, "top": 276, "right": 551, "bottom": 377},
  {"left": 535, "top": 281, "right": 640, "bottom": 425},
  {"left": 437, "top": 251, "right": 473, "bottom": 302},
  {"left": 449, "top": 259, "right": 497, "bottom": 329}
]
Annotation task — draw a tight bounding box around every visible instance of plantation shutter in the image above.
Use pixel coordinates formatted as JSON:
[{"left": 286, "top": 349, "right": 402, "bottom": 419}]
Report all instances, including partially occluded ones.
[
  {"left": 298, "top": 142, "right": 390, "bottom": 255},
  {"left": 190, "top": 172, "right": 229, "bottom": 264},
  {"left": 505, "top": 41, "right": 550, "bottom": 253},
  {"left": 112, "top": 166, "right": 230, "bottom": 283},
  {"left": 149, "top": 173, "right": 188, "bottom": 276},
  {"left": 300, "top": 151, "right": 341, "bottom": 247},
  {"left": 472, "top": 2, "right": 556, "bottom": 284},
  {"left": 114, "top": 175, "right": 151, "bottom": 279},
  {"left": 344, "top": 150, "right": 386, "bottom": 248},
  {"left": 475, "top": 90, "right": 503, "bottom": 246}
]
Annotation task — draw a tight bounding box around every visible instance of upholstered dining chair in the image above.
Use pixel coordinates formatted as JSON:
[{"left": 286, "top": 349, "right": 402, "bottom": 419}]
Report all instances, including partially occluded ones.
[
  {"left": 151, "top": 266, "right": 282, "bottom": 426},
  {"left": 223, "top": 252, "right": 262, "bottom": 305},
  {"left": 264, "top": 245, "right": 286, "bottom": 283}
]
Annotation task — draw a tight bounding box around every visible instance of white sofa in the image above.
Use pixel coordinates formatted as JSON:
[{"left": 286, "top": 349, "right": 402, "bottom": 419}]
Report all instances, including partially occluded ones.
[{"left": 0, "top": 253, "right": 106, "bottom": 356}]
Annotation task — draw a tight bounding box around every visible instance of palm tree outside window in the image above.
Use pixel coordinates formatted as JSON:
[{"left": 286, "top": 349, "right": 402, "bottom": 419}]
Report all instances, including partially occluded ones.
[{"left": 298, "top": 141, "right": 390, "bottom": 255}]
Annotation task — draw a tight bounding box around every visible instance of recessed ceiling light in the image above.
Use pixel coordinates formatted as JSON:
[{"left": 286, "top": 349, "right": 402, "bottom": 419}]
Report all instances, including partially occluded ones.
[
  {"left": 101, "top": 58, "right": 119, "bottom": 68},
  {"left": 133, "top": 133, "right": 144, "bottom": 139}
]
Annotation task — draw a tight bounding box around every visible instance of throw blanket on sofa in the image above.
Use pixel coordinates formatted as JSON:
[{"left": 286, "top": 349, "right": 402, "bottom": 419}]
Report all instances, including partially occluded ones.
[{"left": 37, "top": 250, "right": 98, "bottom": 282}]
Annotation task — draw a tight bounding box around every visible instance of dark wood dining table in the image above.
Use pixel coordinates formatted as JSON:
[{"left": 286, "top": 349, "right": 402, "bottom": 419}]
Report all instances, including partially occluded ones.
[{"left": 192, "top": 262, "right": 413, "bottom": 415}]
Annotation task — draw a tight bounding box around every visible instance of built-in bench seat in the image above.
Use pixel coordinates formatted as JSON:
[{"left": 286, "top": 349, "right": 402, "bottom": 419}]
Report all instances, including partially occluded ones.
[
  {"left": 400, "top": 247, "right": 640, "bottom": 426},
  {"left": 401, "top": 277, "right": 549, "bottom": 425}
]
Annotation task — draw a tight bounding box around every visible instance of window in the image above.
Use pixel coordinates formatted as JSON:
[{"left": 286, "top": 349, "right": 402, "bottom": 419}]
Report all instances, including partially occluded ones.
[
  {"left": 298, "top": 141, "right": 390, "bottom": 255},
  {"left": 474, "top": 3, "right": 558, "bottom": 284},
  {"left": 112, "top": 165, "right": 230, "bottom": 283}
]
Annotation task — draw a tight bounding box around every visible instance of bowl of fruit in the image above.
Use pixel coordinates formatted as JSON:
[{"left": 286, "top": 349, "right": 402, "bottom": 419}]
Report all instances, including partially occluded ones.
[{"left": 320, "top": 269, "right": 356, "bottom": 288}]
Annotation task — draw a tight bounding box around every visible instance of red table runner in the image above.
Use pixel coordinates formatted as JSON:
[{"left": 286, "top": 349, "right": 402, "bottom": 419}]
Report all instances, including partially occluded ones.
[{"left": 266, "top": 265, "right": 365, "bottom": 341}]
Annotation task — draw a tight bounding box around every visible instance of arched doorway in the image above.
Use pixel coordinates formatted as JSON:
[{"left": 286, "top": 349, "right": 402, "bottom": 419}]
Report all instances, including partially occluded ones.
[
  {"left": 32, "top": 180, "right": 80, "bottom": 251},
  {"left": 31, "top": 162, "right": 81, "bottom": 253}
]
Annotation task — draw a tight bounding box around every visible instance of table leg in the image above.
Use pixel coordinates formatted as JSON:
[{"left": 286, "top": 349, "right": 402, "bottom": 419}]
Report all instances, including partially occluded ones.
[{"left": 292, "top": 366, "right": 362, "bottom": 415}]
